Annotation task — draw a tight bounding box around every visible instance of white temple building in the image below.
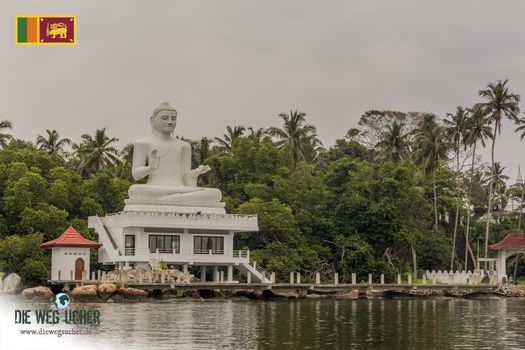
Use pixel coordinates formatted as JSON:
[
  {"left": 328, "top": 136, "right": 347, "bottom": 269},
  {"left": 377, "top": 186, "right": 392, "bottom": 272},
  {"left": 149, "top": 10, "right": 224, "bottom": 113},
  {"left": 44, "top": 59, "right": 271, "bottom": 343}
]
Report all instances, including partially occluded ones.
[{"left": 88, "top": 102, "right": 270, "bottom": 283}]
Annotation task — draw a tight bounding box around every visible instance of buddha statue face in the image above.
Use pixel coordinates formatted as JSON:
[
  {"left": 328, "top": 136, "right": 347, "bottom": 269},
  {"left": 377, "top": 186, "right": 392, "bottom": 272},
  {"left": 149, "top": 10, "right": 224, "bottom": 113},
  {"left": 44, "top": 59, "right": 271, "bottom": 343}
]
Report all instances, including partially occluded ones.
[{"left": 150, "top": 103, "right": 177, "bottom": 135}]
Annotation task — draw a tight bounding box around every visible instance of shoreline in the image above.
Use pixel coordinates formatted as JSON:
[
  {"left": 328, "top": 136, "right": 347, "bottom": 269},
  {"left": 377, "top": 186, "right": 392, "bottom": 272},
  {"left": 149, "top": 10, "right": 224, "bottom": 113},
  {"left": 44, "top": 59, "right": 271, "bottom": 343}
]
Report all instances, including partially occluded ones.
[{"left": 10, "top": 283, "right": 525, "bottom": 303}]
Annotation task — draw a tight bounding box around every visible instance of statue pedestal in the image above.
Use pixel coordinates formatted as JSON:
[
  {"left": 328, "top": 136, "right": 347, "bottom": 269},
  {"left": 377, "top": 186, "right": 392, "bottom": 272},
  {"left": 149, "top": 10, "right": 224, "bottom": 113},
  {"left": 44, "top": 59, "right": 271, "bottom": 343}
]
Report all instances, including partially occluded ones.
[{"left": 123, "top": 198, "right": 226, "bottom": 215}]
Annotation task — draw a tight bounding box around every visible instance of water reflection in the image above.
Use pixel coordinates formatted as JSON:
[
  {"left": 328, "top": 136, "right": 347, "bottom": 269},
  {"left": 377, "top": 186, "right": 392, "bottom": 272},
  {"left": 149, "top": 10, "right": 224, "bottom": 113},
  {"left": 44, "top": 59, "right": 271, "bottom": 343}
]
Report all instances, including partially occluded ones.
[{"left": 69, "top": 298, "right": 525, "bottom": 350}]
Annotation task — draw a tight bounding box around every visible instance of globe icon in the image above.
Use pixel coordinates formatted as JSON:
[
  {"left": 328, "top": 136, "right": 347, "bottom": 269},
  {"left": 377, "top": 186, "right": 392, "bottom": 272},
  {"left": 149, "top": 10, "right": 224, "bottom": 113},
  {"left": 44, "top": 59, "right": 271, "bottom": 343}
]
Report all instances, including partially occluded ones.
[{"left": 55, "top": 293, "right": 70, "bottom": 309}]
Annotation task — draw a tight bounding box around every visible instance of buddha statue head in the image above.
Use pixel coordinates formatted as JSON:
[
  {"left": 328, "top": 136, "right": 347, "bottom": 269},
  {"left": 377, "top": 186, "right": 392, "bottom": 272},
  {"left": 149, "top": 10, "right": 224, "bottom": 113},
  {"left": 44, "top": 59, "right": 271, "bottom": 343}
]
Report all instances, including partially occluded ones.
[{"left": 150, "top": 102, "right": 178, "bottom": 135}]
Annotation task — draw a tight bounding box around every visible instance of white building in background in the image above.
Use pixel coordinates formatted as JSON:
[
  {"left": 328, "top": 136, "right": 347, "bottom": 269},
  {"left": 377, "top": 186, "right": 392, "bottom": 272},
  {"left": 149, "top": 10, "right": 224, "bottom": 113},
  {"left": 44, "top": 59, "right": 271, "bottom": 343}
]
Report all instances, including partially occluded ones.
[{"left": 88, "top": 102, "right": 269, "bottom": 283}]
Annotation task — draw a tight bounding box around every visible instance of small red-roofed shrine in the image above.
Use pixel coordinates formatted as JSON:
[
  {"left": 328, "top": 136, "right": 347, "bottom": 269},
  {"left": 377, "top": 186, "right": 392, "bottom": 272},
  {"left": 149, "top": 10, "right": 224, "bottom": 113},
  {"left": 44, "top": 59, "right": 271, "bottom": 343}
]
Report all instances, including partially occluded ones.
[
  {"left": 41, "top": 226, "right": 102, "bottom": 281},
  {"left": 490, "top": 232, "right": 525, "bottom": 282}
]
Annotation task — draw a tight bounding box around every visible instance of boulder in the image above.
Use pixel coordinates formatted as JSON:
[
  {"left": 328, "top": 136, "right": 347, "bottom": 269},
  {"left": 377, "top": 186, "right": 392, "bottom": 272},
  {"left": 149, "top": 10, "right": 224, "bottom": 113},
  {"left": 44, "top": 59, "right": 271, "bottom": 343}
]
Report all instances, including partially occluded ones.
[
  {"left": 167, "top": 269, "right": 192, "bottom": 283},
  {"left": 97, "top": 283, "right": 118, "bottom": 300},
  {"left": 2, "top": 273, "right": 21, "bottom": 294},
  {"left": 21, "top": 286, "right": 54, "bottom": 301},
  {"left": 335, "top": 290, "right": 359, "bottom": 299},
  {"left": 70, "top": 284, "right": 99, "bottom": 301},
  {"left": 117, "top": 287, "right": 149, "bottom": 300},
  {"left": 269, "top": 289, "right": 299, "bottom": 299}
]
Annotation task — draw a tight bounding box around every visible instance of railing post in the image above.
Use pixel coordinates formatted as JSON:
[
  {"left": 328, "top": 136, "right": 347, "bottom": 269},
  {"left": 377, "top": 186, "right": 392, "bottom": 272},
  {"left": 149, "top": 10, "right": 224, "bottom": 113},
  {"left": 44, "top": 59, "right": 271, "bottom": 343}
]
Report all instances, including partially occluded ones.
[
  {"left": 315, "top": 272, "right": 320, "bottom": 285},
  {"left": 247, "top": 250, "right": 250, "bottom": 260},
  {"left": 247, "top": 271, "right": 252, "bottom": 284},
  {"left": 209, "top": 249, "right": 212, "bottom": 255},
  {"left": 91, "top": 271, "right": 95, "bottom": 281},
  {"left": 380, "top": 274, "right": 385, "bottom": 285},
  {"left": 161, "top": 271, "right": 165, "bottom": 283},
  {"left": 58, "top": 270, "right": 61, "bottom": 281},
  {"left": 408, "top": 274, "right": 412, "bottom": 285},
  {"left": 368, "top": 273, "right": 373, "bottom": 285},
  {"left": 422, "top": 274, "right": 427, "bottom": 285},
  {"left": 397, "top": 274, "right": 402, "bottom": 284},
  {"left": 271, "top": 272, "right": 276, "bottom": 284},
  {"left": 290, "top": 272, "right": 294, "bottom": 284},
  {"left": 97, "top": 270, "right": 101, "bottom": 280},
  {"left": 296, "top": 272, "right": 301, "bottom": 284},
  {"left": 334, "top": 273, "right": 339, "bottom": 285},
  {"left": 351, "top": 273, "right": 356, "bottom": 285},
  {"left": 139, "top": 270, "right": 143, "bottom": 283}
]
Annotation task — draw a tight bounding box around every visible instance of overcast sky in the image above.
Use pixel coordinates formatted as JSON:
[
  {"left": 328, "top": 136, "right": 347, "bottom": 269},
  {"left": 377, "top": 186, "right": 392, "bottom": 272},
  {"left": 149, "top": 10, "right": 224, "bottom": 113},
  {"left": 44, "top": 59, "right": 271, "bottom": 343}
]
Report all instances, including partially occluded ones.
[{"left": 1, "top": 0, "right": 525, "bottom": 181}]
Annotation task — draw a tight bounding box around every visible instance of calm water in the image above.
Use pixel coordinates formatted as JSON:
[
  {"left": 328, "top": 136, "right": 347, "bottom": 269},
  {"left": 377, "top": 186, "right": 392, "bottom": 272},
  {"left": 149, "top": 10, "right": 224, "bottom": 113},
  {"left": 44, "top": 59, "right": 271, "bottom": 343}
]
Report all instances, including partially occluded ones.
[
  {"left": 5, "top": 297, "right": 525, "bottom": 349},
  {"left": 78, "top": 298, "right": 525, "bottom": 350}
]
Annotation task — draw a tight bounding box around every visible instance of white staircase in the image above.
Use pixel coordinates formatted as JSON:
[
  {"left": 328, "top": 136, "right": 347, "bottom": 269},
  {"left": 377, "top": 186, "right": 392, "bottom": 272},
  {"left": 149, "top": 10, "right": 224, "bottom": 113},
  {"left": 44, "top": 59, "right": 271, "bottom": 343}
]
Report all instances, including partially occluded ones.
[
  {"left": 88, "top": 215, "right": 122, "bottom": 262},
  {"left": 237, "top": 259, "right": 272, "bottom": 283}
]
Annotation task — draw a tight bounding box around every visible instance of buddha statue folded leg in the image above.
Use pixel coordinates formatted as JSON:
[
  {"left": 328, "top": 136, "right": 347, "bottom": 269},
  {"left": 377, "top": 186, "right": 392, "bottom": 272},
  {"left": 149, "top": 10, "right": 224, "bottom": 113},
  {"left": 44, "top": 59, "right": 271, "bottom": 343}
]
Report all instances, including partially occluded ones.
[{"left": 128, "top": 184, "right": 221, "bottom": 202}]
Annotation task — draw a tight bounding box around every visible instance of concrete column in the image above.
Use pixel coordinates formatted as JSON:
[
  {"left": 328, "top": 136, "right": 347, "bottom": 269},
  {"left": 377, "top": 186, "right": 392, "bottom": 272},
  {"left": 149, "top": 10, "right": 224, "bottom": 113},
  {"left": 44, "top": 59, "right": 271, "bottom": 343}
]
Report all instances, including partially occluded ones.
[
  {"left": 296, "top": 272, "right": 301, "bottom": 284},
  {"left": 213, "top": 266, "right": 219, "bottom": 282},
  {"left": 380, "top": 274, "right": 385, "bottom": 285},
  {"left": 247, "top": 271, "right": 252, "bottom": 284},
  {"left": 290, "top": 272, "right": 294, "bottom": 284},
  {"left": 351, "top": 273, "right": 356, "bottom": 285},
  {"left": 368, "top": 273, "right": 373, "bottom": 284},
  {"left": 271, "top": 272, "right": 276, "bottom": 284},
  {"left": 315, "top": 272, "right": 321, "bottom": 285},
  {"left": 183, "top": 264, "right": 189, "bottom": 274},
  {"left": 227, "top": 265, "right": 233, "bottom": 282},
  {"left": 334, "top": 273, "right": 339, "bottom": 285},
  {"left": 200, "top": 266, "right": 206, "bottom": 282},
  {"left": 408, "top": 274, "right": 412, "bottom": 285},
  {"left": 220, "top": 270, "right": 224, "bottom": 283},
  {"left": 397, "top": 274, "right": 401, "bottom": 284}
]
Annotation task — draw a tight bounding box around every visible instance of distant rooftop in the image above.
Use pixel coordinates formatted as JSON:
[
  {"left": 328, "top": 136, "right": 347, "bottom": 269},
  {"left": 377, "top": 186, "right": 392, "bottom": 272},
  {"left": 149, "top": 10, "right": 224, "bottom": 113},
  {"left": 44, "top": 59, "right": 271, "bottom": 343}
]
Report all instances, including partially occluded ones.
[
  {"left": 41, "top": 225, "right": 102, "bottom": 249},
  {"left": 490, "top": 232, "right": 525, "bottom": 250}
]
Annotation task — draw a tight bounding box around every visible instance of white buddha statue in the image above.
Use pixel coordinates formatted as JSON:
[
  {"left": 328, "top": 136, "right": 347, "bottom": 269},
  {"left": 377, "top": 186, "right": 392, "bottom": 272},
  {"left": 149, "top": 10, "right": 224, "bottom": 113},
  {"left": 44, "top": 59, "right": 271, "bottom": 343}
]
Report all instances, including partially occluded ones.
[{"left": 127, "top": 102, "right": 222, "bottom": 204}]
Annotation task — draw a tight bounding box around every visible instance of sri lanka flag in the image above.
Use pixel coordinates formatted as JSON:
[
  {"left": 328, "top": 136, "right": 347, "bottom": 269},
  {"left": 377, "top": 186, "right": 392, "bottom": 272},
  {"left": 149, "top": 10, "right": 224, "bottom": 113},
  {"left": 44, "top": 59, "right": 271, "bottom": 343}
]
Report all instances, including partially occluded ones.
[{"left": 16, "top": 15, "right": 76, "bottom": 45}]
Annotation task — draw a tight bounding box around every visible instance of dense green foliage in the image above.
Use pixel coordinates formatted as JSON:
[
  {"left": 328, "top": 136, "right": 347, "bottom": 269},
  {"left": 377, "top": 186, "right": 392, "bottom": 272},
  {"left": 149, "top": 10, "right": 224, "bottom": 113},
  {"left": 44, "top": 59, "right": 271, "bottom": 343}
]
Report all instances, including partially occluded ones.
[{"left": 1, "top": 81, "right": 525, "bottom": 286}]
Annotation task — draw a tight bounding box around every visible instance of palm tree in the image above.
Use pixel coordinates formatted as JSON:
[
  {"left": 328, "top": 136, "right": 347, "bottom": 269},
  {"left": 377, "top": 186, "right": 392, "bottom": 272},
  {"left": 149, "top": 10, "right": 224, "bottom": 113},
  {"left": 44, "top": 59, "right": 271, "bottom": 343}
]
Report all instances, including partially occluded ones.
[
  {"left": 73, "top": 128, "right": 119, "bottom": 178},
  {"left": 375, "top": 120, "right": 410, "bottom": 162},
  {"left": 0, "top": 120, "right": 13, "bottom": 148},
  {"left": 267, "top": 110, "right": 321, "bottom": 168},
  {"left": 477, "top": 79, "right": 520, "bottom": 260},
  {"left": 36, "top": 129, "right": 71, "bottom": 155},
  {"left": 413, "top": 118, "right": 450, "bottom": 231},
  {"left": 214, "top": 126, "right": 245, "bottom": 154},
  {"left": 444, "top": 107, "right": 469, "bottom": 270},
  {"left": 247, "top": 127, "right": 266, "bottom": 143},
  {"left": 463, "top": 105, "right": 493, "bottom": 268},
  {"left": 515, "top": 116, "right": 525, "bottom": 140}
]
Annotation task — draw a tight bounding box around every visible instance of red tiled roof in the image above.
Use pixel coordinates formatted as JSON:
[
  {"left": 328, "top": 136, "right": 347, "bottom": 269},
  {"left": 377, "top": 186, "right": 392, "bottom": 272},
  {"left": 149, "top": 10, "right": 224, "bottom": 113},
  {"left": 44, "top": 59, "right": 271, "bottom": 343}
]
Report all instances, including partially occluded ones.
[
  {"left": 40, "top": 226, "right": 102, "bottom": 249},
  {"left": 490, "top": 232, "right": 525, "bottom": 250}
]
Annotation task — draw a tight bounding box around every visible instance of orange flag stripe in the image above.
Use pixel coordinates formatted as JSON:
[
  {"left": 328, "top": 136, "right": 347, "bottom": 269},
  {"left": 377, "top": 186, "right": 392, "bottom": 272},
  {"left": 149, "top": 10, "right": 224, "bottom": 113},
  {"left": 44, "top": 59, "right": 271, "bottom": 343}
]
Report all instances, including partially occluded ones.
[{"left": 26, "top": 17, "right": 38, "bottom": 42}]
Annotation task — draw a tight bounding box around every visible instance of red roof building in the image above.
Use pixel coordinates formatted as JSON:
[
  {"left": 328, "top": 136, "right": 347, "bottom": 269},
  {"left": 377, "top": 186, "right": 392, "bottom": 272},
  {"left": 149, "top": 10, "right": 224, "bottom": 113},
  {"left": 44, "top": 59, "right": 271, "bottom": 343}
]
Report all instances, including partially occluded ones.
[
  {"left": 41, "top": 226, "right": 102, "bottom": 249},
  {"left": 490, "top": 232, "right": 525, "bottom": 250}
]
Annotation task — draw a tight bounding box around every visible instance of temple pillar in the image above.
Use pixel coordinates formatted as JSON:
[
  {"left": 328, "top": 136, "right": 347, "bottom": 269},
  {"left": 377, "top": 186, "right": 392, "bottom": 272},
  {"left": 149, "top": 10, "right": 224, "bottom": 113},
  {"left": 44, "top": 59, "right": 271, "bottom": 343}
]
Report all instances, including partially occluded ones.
[
  {"left": 227, "top": 265, "right": 233, "bottom": 282},
  {"left": 200, "top": 266, "right": 206, "bottom": 282}
]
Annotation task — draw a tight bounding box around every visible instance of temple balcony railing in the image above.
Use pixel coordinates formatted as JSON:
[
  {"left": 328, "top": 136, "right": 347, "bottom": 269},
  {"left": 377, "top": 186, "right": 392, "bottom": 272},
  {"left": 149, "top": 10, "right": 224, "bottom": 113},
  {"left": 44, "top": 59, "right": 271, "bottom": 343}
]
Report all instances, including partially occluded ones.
[{"left": 102, "top": 211, "right": 258, "bottom": 232}]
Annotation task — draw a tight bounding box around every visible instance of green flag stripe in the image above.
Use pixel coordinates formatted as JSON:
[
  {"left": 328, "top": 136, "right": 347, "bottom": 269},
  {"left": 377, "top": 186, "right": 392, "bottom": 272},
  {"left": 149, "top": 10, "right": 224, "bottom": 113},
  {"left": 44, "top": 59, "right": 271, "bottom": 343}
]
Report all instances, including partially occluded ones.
[{"left": 17, "top": 17, "right": 28, "bottom": 43}]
